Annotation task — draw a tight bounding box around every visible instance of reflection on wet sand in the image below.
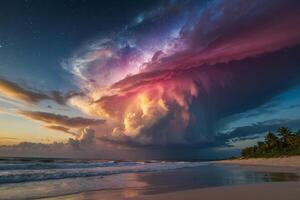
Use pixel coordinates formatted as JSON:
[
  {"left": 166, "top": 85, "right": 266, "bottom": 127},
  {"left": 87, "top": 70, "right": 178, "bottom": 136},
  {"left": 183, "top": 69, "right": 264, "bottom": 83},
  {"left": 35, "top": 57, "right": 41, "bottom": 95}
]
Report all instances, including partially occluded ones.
[{"left": 43, "top": 164, "right": 300, "bottom": 200}]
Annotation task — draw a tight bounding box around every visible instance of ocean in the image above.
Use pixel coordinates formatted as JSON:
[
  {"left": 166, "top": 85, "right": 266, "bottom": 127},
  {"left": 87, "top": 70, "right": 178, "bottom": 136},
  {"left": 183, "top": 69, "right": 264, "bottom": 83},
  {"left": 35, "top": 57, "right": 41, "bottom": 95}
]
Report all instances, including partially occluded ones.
[{"left": 0, "top": 157, "right": 299, "bottom": 200}]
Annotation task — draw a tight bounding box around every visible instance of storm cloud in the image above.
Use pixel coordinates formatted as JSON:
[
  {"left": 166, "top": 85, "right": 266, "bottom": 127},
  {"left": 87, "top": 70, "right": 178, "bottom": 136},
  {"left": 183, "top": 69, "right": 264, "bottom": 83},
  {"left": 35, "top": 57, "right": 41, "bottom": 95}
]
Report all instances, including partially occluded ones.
[
  {"left": 1, "top": 0, "right": 300, "bottom": 157},
  {"left": 61, "top": 0, "right": 300, "bottom": 148}
]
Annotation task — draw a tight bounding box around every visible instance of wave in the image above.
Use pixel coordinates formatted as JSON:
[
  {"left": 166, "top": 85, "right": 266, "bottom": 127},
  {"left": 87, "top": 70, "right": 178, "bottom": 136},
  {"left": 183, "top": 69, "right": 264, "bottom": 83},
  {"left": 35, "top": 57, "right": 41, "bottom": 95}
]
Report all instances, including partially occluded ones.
[
  {"left": 0, "top": 161, "right": 134, "bottom": 170},
  {"left": 0, "top": 161, "right": 208, "bottom": 184}
]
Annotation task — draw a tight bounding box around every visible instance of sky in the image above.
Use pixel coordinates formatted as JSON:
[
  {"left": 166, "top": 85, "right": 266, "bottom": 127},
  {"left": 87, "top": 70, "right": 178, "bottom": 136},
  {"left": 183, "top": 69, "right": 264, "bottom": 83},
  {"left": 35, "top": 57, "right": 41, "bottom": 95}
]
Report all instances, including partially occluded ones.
[{"left": 0, "top": 0, "right": 300, "bottom": 160}]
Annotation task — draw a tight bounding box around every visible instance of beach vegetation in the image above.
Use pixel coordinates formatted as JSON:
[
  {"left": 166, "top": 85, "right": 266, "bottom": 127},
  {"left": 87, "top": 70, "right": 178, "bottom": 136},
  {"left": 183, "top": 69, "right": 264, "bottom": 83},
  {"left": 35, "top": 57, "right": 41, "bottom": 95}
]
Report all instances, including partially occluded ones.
[{"left": 241, "top": 127, "right": 300, "bottom": 158}]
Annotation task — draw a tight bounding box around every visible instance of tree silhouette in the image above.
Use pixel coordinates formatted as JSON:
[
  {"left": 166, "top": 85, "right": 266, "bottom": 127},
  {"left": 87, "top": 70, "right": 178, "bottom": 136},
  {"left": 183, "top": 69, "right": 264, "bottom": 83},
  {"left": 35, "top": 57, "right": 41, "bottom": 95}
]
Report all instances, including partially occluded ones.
[
  {"left": 265, "top": 132, "right": 279, "bottom": 151},
  {"left": 278, "top": 126, "right": 291, "bottom": 141},
  {"left": 241, "top": 127, "right": 300, "bottom": 158}
]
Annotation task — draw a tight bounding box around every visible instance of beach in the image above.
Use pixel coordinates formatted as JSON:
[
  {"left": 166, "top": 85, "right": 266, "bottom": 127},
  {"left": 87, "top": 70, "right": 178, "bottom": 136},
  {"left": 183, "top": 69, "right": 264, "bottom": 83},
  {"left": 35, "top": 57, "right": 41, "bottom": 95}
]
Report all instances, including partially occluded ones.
[
  {"left": 217, "top": 156, "right": 300, "bottom": 168},
  {"left": 41, "top": 156, "right": 300, "bottom": 200},
  {"left": 132, "top": 181, "right": 300, "bottom": 200},
  {"left": 48, "top": 181, "right": 300, "bottom": 200},
  {"left": 1, "top": 157, "right": 299, "bottom": 200}
]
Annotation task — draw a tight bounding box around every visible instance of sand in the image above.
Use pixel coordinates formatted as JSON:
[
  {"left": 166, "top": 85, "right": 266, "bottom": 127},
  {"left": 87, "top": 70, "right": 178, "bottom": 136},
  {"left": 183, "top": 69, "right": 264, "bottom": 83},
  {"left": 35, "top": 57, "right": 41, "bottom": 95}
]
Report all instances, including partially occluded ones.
[
  {"left": 44, "top": 157, "right": 300, "bottom": 200},
  {"left": 47, "top": 181, "right": 300, "bottom": 200},
  {"left": 217, "top": 156, "right": 300, "bottom": 168},
  {"left": 133, "top": 181, "right": 300, "bottom": 200}
]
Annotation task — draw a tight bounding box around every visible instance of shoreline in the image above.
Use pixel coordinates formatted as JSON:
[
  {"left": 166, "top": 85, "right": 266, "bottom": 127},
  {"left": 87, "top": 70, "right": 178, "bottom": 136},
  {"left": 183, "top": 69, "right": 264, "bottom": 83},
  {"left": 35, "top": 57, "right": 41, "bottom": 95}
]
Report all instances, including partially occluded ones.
[
  {"left": 216, "top": 155, "right": 300, "bottom": 169},
  {"left": 42, "top": 158, "right": 300, "bottom": 200},
  {"left": 44, "top": 181, "right": 300, "bottom": 200},
  {"left": 133, "top": 181, "right": 300, "bottom": 200}
]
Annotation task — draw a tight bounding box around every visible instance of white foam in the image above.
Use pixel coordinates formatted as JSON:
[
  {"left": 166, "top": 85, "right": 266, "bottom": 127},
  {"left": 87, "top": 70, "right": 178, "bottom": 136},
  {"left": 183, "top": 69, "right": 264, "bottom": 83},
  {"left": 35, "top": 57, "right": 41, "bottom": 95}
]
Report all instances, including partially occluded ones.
[{"left": 0, "top": 161, "right": 208, "bottom": 184}]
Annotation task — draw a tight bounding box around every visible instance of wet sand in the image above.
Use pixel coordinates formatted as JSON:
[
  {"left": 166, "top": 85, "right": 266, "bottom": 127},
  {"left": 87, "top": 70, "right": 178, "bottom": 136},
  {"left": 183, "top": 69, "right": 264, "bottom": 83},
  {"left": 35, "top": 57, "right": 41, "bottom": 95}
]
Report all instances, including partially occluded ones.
[
  {"left": 45, "top": 181, "right": 300, "bottom": 200},
  {"left": 43, "top": 158, "right": 300, "bottom": 200}
]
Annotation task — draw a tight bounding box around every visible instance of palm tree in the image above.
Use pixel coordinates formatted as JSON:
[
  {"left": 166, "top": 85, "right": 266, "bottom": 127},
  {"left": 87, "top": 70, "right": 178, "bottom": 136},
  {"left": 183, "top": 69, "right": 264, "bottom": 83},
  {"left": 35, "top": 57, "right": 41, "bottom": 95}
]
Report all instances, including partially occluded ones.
[
  {"left": 278, "top": 127, "right": 291, "bottom": 140},
  {"left": 241, "top": 127, "right": 300, "bottom": 158},
  {"left": 265, "top": 132, "right": 279, "bottom": 151},
  {"left": 277, "top": 127, "right": 292, "bottom": 135},
  {"left": 257, "top": 141, "right": 267, "bottom": 154},
  {"left": 295, "top": 130, "right": 300, "bottom": 147},
  {"left": 277, "top": 127, "right": 295, "bottom": 149},
  {"left": 296, "top": 129, "right": 300, "bottom": 136}
]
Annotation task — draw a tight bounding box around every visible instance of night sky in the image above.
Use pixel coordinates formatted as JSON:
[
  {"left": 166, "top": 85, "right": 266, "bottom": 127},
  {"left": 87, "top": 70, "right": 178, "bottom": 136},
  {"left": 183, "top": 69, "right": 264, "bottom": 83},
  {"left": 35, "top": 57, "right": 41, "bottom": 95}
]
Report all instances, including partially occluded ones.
[
  {"left": 0, "top": 0, "right": 159, "bottom": 90},
  {"left": 0, "top": 0, "right": 300, "bottom": 160}
]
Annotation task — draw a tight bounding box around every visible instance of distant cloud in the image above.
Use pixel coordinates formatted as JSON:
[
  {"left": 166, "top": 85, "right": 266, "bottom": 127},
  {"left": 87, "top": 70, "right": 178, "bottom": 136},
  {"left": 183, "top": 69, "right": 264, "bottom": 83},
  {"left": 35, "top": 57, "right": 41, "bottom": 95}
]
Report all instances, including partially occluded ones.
[
  {"left": 0, "top": 79, "right": 50, "bottom": 104},
  {"left": 16, "top": 110, "right": 104, "bottom": 129},
  {"left": 50, "top": 90, "right": 85, "bottom": 105},
  {"left": 0, "top": 78, "right": 83, "bottom": 105},
  {"left": 0, "top": 137, "right": 17, "bottom": 140},
  {"left": 68, "top": 128, "right": 96, "bottom": 150},
  {"left": 219, "top": 118, "right": 300, "bottom": 143},
  {"left": 44, "top": 125, "right": 78, "bottom": 136},
  {"left": 0, "top": 128, "right": 98, "bottom": 157}
]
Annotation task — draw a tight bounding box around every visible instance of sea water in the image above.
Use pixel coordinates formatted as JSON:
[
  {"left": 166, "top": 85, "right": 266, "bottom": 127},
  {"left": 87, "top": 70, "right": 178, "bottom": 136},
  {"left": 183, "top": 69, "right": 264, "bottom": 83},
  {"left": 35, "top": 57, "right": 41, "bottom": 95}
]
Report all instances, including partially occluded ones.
[{"left": 0, "top": 157, "right": 299, "bottom": 200}]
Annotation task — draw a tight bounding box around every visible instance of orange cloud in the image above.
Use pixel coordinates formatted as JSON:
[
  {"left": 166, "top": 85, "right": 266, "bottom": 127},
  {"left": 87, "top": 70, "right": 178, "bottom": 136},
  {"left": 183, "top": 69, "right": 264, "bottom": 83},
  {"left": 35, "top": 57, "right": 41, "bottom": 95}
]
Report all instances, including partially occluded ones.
[
  {"left": 44, "top": 125, "right": 78, "bottom": 136},
  {"left": 0, "top": 78, "right": 83, "bottom": 105},
  {"left": 0, "top": 79, "right": 49, "bottom": 104},
  {"left": 16, "top": 110, "right": 104, "bottom": 128}
]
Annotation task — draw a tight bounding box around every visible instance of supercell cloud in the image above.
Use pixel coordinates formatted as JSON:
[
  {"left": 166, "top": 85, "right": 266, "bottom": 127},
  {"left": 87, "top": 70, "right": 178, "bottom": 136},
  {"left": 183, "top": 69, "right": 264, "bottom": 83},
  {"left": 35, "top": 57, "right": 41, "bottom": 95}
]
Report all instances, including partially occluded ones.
[{"left": 63, "top": 0, "right": 300, "bottom": 147}]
